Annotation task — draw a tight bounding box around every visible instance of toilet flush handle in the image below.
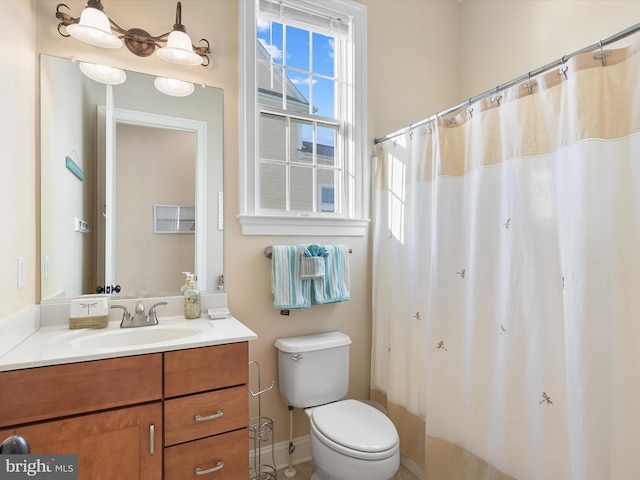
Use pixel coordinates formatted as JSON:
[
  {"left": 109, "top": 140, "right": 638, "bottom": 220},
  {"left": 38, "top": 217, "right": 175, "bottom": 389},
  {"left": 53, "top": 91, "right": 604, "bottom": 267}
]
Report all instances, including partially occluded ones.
[{"left": 291, "top": 354, "right": 304, "bottom": 362}]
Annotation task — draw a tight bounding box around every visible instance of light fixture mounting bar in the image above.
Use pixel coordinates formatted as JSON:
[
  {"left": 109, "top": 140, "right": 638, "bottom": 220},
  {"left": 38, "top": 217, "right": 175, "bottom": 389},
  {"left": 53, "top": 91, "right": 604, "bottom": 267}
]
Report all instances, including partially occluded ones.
[{"left": 55, "top": 1, "right": 211, "bottom": 66}]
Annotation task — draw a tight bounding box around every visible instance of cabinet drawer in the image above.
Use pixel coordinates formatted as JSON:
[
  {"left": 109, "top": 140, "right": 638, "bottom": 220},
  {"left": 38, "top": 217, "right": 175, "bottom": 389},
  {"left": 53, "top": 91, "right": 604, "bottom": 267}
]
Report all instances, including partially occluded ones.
[
  {"left": 164, "top": 343, "right": 248, "bottom": 398},
  {"left": 165, "top": 385, "right": 248, "bottom": 446},
  {"left": 0, "top": 354, "right": 162, "bottom": 427},
  {"left": 164, "top": 428, "right": 247, "bottom": 480}
]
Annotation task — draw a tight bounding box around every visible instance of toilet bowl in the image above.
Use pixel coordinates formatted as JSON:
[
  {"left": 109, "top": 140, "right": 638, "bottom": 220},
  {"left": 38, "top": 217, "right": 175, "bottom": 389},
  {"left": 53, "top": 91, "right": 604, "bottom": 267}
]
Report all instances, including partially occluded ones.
[{"left": 306, "top": 399, "right": 400, "bottom": 480}]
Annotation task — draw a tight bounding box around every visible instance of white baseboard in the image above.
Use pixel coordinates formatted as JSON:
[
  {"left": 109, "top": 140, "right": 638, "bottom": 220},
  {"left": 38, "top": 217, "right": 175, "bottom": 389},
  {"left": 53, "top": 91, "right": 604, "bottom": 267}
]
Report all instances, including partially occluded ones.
[{"left": 249, "top": 434, "right": 311, "bottom": 472}]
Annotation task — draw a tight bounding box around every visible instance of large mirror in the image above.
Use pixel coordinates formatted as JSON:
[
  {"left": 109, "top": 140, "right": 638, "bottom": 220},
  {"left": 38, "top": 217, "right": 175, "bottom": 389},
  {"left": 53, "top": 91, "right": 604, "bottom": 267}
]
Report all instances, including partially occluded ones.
[{"left": 40, "top": 54, "right": 224, "bottom": 301}]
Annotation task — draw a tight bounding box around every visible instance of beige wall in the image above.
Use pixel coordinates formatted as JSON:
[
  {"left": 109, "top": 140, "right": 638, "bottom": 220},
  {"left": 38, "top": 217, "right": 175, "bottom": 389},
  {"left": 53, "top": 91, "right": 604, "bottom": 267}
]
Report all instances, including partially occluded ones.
[
  {"left": 364, "top": 0, "right": 461, "bottom": 138},
  {"left": 2, "top": 0, "right": 639, "bottom": 447},
  {"left": 0, "top": 1, "right": 36, "bottom": 319},
  {"left": 459, "top": 1, "right": 640, "bottom": 101}
]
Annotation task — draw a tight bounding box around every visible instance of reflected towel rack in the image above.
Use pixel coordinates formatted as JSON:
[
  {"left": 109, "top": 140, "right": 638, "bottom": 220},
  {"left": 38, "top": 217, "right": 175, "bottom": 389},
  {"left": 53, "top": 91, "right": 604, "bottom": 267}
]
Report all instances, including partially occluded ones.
[{"left": 264, "top": 245, "right": 352, "bottom": 258}]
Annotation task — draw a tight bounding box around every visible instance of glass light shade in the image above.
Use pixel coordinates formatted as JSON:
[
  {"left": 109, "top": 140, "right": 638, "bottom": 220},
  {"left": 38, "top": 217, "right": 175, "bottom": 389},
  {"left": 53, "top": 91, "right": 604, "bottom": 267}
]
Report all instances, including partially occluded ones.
[
  {"left": 79, "top": 62, "right": 126, "bottom": 85},
  {"left": 154, "top": 77, "right": 195, "bottom": 97},
  {"left": 156, "top": 30, "right": 202, "bottom": 66},
  {"left": 66, "top": 7, "right": 122, "bottom": 49}
]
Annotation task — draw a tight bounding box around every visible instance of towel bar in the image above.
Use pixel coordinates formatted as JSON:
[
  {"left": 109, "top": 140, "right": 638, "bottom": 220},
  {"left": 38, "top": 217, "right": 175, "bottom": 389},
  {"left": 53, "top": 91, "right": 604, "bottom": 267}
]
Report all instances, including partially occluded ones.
[{"left": 264, "top": 246, "right": 352, "bottom": 258}]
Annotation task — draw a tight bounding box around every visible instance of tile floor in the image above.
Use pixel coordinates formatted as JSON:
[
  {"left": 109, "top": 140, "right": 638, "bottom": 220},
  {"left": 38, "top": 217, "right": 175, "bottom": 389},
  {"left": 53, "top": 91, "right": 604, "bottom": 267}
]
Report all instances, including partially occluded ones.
[{"left": 276, "top": 461, "right": 419, "bottom": 480}]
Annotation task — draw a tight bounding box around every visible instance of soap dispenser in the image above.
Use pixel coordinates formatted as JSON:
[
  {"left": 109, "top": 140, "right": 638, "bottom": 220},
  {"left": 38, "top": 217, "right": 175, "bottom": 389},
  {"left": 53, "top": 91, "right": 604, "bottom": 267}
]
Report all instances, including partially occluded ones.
[
  {"left": 183, "top": 277, "right": 201, "bottom": 319},
  {"left": 181, "top": 272, "right": 192, "bottom": 294}
]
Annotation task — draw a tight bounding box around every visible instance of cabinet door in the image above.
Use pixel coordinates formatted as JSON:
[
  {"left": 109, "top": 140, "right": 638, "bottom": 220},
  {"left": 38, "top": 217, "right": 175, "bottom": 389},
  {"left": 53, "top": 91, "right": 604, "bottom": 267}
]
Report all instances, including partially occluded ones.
[{"left": 15, "top": 403, "right": 162, "bottom": 480}]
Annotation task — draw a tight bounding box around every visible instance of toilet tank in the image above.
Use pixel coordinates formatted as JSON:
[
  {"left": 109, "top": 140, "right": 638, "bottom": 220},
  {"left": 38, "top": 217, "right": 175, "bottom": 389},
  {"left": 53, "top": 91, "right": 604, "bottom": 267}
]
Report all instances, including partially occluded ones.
[{"left": 275, "top": 332, "right": 352, "bottom": 408}]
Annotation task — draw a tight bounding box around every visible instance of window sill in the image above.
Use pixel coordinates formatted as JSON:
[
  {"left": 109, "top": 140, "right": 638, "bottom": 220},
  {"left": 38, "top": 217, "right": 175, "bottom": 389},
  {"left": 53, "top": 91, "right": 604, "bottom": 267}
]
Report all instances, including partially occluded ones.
[{"left": 238, "top": 215, "right": 369, "bottom": 236}]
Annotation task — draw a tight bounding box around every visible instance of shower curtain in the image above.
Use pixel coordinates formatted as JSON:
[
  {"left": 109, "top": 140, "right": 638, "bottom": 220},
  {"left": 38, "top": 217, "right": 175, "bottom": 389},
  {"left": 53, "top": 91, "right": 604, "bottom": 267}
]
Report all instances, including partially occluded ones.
[{"left": 371, "top": 36, "right": 640, "bottom": 480}]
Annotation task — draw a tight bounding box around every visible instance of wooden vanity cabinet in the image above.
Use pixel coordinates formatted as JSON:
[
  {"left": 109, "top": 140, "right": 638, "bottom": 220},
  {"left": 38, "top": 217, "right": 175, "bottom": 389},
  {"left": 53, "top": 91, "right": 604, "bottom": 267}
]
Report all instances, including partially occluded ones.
[{"left": 0, "top": 341, "right": 250, "bottom": 480}]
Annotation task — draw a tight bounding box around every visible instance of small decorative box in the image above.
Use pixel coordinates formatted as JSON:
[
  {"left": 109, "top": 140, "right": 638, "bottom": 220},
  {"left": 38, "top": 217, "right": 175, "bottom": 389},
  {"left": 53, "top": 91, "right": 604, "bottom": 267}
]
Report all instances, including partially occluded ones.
[{"left": 69, "top": 297, "right": 109, "bottom": 329}]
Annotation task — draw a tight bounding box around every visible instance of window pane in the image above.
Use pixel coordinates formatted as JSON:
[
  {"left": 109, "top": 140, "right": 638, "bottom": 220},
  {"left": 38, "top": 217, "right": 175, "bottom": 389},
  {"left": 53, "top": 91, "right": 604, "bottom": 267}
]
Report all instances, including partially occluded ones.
[
  {"left": 317, "top": 125, "right": 337, "bottom": 167},
  {"left": 317, "top": 169, "right": 336, "bottom": 212},
  {"left": 312, "top": 33, "right": 334, "bottom": 77},
  {"left": 260, "top": 114, "right": 286, "bottom": 161},
  {"left": 257, "top": 63, "right": 284, "bottom": 109},
  {"left": 286, "top": 26, "right": 309, "bottom": 71},
  {"left": 260, "top": 163, "right": 286, "bottom": 209},
  {"left": 290, "top": 166, "right": 313, "bottom": 211},
  {"left": 257, "top": 20, "right": 283, "bottom": 65},
  {"left": 312, "top": 77, "right": 335, "bottom": 118},
  {"left": 290, "top": 119, "right": 313, "bottom": 164},
  {"left": 286, "top": 71, "right": 311, "bottom": 114}
]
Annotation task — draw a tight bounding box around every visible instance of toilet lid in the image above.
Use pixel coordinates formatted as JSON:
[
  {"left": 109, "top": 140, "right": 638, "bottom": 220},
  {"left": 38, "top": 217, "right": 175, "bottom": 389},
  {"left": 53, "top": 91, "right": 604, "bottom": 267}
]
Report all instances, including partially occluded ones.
[{"left": 311, "top": 399, "right": 398, "bottom": 453}]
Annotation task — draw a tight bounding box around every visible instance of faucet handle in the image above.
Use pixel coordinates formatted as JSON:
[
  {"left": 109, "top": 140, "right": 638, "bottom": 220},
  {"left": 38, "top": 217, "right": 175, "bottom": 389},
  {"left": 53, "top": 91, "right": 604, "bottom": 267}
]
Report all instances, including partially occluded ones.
[
  {"left": 111, "top": 304, "right": 131, "bottom": 327},
  {"left": 135, "top": 301, "right": 145, "bottom": 315},
  {"left": 148, "top": 302, "right": 168, "bottom": 325}
]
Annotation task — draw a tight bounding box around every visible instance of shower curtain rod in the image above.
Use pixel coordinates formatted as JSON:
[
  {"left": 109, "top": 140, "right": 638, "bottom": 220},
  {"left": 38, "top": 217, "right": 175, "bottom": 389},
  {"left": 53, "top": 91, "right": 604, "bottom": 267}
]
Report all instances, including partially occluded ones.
[{"left": 374, "top": 22, "right": 640, "bottom": 145}]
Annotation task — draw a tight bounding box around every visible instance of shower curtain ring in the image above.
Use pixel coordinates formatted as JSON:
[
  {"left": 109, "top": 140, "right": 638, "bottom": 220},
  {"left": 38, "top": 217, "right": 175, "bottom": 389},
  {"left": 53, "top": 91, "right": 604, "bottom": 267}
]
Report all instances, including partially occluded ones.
[
  {"left": 523, "top": 72, "right": 535, "bottom": 94},
  {"left": 558, "top": 58, "right": 569, "bottom": 80},
  {"left": 594, "top": 39, "right": 611, "bottom": 66}
]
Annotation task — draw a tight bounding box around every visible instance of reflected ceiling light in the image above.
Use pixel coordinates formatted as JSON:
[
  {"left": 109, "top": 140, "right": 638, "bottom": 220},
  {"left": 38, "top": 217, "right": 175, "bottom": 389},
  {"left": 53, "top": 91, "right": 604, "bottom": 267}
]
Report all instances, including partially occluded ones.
[
  {"left": 79, "top": 62, "right": 126, "bottom": 85},
  {"left": 56, "top": 1, "right": 211, "bottom": 67},
  {"left": 154, "top": 77, "right": 195, "bottom": 97}
]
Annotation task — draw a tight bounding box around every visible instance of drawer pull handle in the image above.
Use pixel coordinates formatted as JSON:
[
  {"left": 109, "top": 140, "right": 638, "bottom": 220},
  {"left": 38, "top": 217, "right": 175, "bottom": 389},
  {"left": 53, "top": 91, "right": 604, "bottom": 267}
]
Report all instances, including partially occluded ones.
[
  {"left": 194, "top": 410, "right": 224, "bottom": 422},
  {"left": 195, "top": 461, "right": 224, "bottom": 475}
]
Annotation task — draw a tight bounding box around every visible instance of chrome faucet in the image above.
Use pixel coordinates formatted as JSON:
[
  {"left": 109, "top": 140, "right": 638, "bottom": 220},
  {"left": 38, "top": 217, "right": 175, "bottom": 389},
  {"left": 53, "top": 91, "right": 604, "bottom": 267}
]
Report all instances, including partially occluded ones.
[{"left": 111, "top": 301, "right": 167, "bottom": 328}]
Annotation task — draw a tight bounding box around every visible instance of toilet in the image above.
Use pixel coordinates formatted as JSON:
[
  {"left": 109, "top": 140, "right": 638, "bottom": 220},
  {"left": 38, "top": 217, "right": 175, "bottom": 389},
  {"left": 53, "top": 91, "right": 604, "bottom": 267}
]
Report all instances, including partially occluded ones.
[{"left": 275, "top": 332, "right": 400, "bottom": 480}]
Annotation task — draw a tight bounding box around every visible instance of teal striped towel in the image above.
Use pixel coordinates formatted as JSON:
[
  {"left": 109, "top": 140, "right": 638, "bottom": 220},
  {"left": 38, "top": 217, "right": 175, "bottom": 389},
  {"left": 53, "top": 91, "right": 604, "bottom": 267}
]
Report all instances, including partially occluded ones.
[
  {"left": 311, "top": 244, "right": 350, "bottom": 304},
  {"left": 270, "top": 245, "right": 311, "bottom": 309}
]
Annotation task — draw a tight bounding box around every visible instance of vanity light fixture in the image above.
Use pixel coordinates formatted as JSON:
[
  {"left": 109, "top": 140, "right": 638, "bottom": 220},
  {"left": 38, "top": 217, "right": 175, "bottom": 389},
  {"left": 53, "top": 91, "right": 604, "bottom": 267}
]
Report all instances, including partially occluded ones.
[
  {"left": 154, "top": 77, "right": 195, "bottom": 97},
  {"left": 56, "top": 0, "right": 211, "bottom": 66},
  {"left": 79, "top": 61, "right": 126, "bottom": 85}
]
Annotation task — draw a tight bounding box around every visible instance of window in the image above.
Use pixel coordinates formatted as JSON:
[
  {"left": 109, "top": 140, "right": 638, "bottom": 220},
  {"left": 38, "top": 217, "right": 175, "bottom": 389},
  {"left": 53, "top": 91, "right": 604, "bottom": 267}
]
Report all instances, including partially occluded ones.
[{"left": 239, "top": 0, "right": 369, "bottom": 235}]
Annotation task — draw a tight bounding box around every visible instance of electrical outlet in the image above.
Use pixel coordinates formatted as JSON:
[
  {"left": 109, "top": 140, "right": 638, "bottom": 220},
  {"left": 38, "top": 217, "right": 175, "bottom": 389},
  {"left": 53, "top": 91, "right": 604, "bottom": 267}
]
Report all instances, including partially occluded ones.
[{"left": 17, "top": 257, "right": 26, "bottom": 289}]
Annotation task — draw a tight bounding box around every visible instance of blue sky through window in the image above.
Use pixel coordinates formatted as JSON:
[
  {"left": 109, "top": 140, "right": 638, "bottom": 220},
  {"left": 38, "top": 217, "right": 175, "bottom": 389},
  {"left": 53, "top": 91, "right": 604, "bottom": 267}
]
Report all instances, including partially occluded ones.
[{"left": 257, "top": 19, "right": 336, "bottom": 147}]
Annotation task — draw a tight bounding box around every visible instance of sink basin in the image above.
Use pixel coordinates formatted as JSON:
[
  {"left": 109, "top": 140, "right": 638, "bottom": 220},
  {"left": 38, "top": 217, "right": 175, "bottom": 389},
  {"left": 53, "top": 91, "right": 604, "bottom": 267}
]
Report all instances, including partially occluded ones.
[{"left": 64, "top": 320, "right": 213, "bottom": 351}]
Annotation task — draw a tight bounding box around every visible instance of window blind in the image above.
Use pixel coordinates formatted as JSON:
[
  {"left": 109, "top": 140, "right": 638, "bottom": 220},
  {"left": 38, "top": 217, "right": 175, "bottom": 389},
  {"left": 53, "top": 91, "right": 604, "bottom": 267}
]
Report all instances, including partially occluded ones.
[{"left": 258, "top": 0, "right": 350, "bottom": 38}]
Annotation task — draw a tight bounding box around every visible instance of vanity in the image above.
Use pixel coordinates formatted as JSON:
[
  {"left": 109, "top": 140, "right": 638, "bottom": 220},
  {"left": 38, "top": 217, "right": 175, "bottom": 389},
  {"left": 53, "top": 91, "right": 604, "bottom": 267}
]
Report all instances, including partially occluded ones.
[{"left": 0, "top": 296, "right": 256, "bottom": 480}]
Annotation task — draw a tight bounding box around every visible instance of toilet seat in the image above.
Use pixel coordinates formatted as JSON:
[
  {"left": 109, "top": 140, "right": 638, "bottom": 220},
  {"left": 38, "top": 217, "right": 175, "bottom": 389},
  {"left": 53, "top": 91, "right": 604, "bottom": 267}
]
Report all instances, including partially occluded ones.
[{"left": 310, "top": 400, "right": 399, "bottom": 461}]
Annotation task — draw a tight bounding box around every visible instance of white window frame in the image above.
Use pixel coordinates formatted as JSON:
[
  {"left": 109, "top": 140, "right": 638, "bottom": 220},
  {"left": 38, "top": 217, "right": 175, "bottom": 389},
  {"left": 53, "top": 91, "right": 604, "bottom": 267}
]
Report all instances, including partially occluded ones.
[{"left": 238, "top": 0, "right": 369, "bottom": 236}]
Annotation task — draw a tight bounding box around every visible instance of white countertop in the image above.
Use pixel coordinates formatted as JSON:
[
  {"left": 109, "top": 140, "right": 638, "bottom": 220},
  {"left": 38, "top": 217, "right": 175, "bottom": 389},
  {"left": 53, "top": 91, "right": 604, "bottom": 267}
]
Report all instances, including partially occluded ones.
[{"left": 0, "top": 315, "right": 257, "bottom": 372}]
